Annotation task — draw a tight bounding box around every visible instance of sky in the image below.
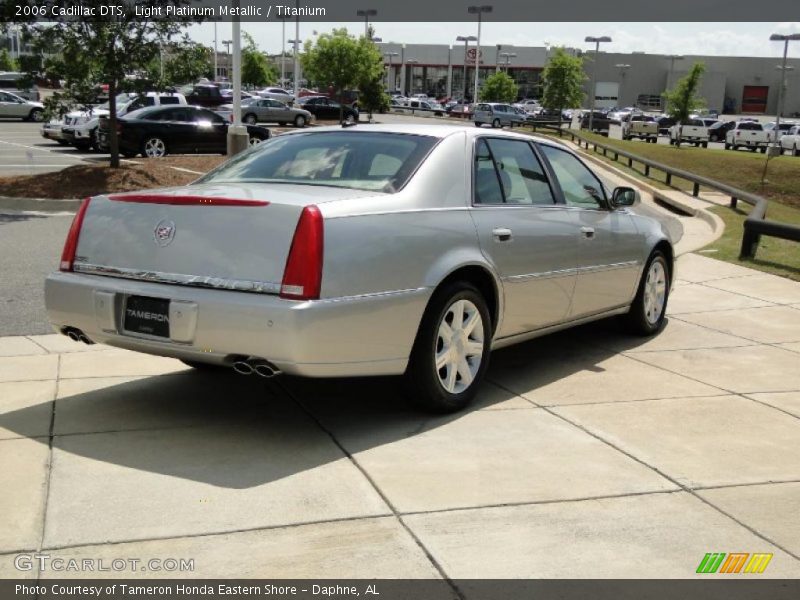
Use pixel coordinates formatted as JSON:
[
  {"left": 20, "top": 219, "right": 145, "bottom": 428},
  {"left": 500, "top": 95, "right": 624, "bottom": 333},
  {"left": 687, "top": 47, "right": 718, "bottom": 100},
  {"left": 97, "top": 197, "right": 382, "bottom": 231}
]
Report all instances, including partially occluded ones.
[{"left": 187, "top": 21, "right": 800, "bottom": 59}]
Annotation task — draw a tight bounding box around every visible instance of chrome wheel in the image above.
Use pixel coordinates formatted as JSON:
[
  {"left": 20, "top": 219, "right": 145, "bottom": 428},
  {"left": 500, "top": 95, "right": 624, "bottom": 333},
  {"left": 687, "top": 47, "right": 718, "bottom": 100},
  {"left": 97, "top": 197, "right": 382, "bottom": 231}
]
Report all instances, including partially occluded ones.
[
  {"left": 143, "top": 137, "right": 166, "bottom": 157},
  {"left": 30, "top": 109, "right": 44, "bottom": 122},
  {"left": 344, "top": 114, "right": 355, "bottom": 124},
  {"left": 244, "top": 114, "right": 257, "bottom": 124},
  {"left": 295, "top": 115, "right": 306, "bottom": 127},
  {"left": 249, "top": 136, "right": 262, "bottom": 146},
  {"left": 435, "top": 299, "right": 484, "bottom": 394},
  {"left": 643, "top": 260, "right": 667, "bottom": 325}
]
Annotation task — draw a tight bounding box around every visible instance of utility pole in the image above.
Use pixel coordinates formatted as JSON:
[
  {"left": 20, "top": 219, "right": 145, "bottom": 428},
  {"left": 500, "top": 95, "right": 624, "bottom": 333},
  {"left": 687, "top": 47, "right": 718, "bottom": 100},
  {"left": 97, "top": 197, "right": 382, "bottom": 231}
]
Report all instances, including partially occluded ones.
[
  {"left": 585, "top": 35, "right": 612, "bottom": 132},
  {"left": 468, "top": 5, "right": 492, "bottom": 104}
]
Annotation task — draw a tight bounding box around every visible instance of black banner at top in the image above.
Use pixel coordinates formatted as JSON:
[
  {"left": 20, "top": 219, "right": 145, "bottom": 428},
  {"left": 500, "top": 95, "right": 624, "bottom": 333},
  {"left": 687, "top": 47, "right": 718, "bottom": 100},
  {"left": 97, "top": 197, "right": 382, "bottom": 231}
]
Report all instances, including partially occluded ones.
[{"left": 2, "top": 0, "right": 800, "bottom": 22}]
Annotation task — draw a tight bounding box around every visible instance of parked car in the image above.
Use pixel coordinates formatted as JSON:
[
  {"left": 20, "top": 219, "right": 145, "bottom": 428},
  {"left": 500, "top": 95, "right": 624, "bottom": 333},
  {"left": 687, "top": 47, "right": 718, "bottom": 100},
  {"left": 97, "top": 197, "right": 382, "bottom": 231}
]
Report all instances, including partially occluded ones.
[
  {"left": 0, "top": 71, "right": 39, "bottom": 101},
  {"left": 473, "top": 103, "right": 529, "bottom": 128},
  {"left": 514, "top": 99, "right": 541, "bottom": 113},
  {"left": 707, "top": 120, "right": 736, "bottom": 142},
  {"left": 183, "top": 84, "right": 227, "bottom": 109},
  {"left": 779, "top": 124, "right": 800, "bottom": 156},
  {"left": 0, "top": 90, "right": 44, "bottom": 121},
  {"left": 41, "top": 120, "right": 68, "bottom": 144},
  {"left": 220, "top": 97, "right": 314, "bottom": 127},
  {"left": 62, "top": 92, "right": 187, "bottom": 151},
  {"left": 296, "top": 96, "right": 358, "bottom": 122},
  {"left": 654, "top": 115, "right": 675, "bottom": 136},
  {"left": 621, "top": 114, "right": 658, "bottom": 143},
  {"left": 258, "top": 87, "right": 295, "bottom": 103},
  {"left": 45, "top": 124, "right": 673, "bottom": 413},
  {"left": 725, "top": 121, "right": 771, "bottom": 152},
  {"left": 764, "top": 121, "right": 797, "bottom": 142},
  {"left": 669, "top": 119, "right": 709, "bottom": 147},
  {"left": 607, "top": 107, "right": 636, "bottom": 124},
  {"left": 393, "top": 99, "right": 447, "bottom": 117},
  {"left": 580, "top": 111, "right": 611, "bottom": 134},
  {"left": 97, "top": 105, "right": 270, "bottom": 157}
]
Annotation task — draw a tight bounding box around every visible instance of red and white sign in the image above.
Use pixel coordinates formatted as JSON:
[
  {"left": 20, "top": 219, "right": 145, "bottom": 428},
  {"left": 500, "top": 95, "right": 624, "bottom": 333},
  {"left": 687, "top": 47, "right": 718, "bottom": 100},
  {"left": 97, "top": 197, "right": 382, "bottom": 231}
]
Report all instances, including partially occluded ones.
[{"left": 466, "top": 48, "right": 483, "bottom": 65}]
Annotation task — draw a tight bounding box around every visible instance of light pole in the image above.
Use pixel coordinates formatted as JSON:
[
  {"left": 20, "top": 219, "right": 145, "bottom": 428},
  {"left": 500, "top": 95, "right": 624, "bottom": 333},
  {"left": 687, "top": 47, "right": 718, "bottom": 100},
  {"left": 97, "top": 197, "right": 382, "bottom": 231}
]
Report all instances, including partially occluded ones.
[
  {"left": 615, "top": 63, "right": 630, "bottom": 106},
  {"left": 221, "top": 39, "right": 232, "bottom": 80},
  {"left": 584, "top": 35, "right": 612, "bottom": 132},
  {"left": 213, "top": 21, "right": 218, "bottom": 81},
  {"left": 406, "top": 58, "right": 419, "bottom": 95},
  {"left": 500, "top": 52, "right": 517, "bottom": 71},
  {"left": 456, "top": 35, "right": 477, "bottom": 101},
  {"left": 384, "top": 51, "right": 398, "bottom": 91},
  {"left": 770, "top": 33, "right": 800, "bottom": 146},
  {"left": 276, "top": 15, "right": 291, "bottom": 87},
  {"left": 288, "top": 39, "right": 301, "bottom": 93},
  {"left": 356, "top": 9, "right": 377, "bottom": 39},
  {"left": 226, "top": 0, "right": 249, "bottom": 156},
  {"left": 468, "top": 5, "right": 492, "bottom": 104}
]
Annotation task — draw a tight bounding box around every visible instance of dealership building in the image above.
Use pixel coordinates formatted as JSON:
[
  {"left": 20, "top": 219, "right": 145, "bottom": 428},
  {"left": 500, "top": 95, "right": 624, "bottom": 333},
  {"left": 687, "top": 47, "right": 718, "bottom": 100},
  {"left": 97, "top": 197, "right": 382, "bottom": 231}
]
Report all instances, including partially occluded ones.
[{"left": 376, "top": 42, "right": 800, "bottom": 115}]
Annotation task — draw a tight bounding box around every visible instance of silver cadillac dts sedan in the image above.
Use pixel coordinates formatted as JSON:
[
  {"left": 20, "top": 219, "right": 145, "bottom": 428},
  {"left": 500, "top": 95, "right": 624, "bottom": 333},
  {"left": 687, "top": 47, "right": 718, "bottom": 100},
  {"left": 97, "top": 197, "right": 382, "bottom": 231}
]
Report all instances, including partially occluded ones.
[{"left": 45, "top": 124, "right": 673, "bottom": 412}]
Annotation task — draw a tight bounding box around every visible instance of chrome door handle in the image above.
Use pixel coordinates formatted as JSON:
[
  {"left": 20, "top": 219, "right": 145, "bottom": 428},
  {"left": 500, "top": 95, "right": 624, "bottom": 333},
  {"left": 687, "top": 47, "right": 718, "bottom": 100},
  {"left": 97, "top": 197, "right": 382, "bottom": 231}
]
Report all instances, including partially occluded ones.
[
  {"left": 581, "top": 226, "right": 595, "bottom": 239},
  {"left": 492, "top": 227, "right": 513, "bottom": 242}
]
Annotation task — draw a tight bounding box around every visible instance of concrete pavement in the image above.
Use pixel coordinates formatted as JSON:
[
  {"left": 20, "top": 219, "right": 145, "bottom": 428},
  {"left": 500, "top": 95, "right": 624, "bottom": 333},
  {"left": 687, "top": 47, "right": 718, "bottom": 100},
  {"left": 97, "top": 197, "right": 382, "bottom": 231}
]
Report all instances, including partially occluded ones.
[{"left": 0, "top": 252, "right": 799, "bottom": 580}]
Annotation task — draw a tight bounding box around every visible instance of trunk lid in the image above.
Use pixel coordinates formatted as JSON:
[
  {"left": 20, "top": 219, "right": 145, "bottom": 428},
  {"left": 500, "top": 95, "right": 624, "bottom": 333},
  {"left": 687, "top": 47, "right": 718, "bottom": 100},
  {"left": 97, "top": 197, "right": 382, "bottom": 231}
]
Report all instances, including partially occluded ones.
[{"left": 73, "top": 183, "right": 373, "bottom": 293}]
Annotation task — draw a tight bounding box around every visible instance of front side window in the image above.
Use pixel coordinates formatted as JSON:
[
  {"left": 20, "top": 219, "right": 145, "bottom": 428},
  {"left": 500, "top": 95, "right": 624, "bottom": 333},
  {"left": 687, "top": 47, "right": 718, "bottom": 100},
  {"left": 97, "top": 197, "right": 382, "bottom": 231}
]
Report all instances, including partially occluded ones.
[
  {"left": 198, "top": 132, "right": 438, "bottom": 193},
  {"left": 539, "top": 145, "right": 605, "bottom": 209}
]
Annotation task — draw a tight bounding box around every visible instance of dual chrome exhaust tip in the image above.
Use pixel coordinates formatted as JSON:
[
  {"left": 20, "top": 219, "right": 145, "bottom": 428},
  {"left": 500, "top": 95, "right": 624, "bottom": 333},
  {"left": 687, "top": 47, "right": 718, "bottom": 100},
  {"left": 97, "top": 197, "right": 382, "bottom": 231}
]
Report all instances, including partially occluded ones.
[
  {"left": 231, "top": 357, "right": 281, "bottom": 378},
  {"left": 62, "top": 327, "right": 95, "bottom": 345}
]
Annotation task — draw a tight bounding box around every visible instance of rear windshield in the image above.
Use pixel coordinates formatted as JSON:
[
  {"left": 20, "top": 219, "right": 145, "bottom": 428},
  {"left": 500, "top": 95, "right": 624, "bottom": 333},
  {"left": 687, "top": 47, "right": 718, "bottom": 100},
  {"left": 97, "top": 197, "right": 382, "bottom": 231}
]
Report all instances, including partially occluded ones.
[
  {"left": 198, "top": 131, "right": 438, "bottom": 193},
  {"left": 738, "top": 122, "right": 763, "bottom": 130}
]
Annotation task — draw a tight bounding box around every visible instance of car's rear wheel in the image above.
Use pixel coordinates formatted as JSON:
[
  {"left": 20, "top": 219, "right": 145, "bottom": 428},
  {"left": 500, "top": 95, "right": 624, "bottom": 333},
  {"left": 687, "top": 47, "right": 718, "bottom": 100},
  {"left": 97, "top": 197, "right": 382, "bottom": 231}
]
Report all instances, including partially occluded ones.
[
  {"left": 243, "top": 113, "right": 257, "bottom": 125},
  {"left": 294, "top": 114, "right": 306, "bottom": 127},
  {"left": 142, "top": 137, "right": 167, "bottom": 158},
  {"left": 404, "top": 282, "right": 491, "bottom": 413},
  {"left": 474, "top": 121, "right": 482, "bottom": 127},
  {"left": 794, "top": 145, "right": 799, "bottom": 157},
  {"left": 492, "top": 118, "right": 501, "bottom": 128},
  {"left": 624, "top": 251, "right": 669, "bottom": 336}
]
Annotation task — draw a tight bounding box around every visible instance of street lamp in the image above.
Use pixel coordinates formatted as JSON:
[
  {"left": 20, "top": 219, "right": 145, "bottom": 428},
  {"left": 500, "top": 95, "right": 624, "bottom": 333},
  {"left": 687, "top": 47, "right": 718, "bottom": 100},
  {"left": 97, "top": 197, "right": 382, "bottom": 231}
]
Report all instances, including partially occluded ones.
[
  {"left": 384, "top": 51, "right": 398, "bottom": 91},
  {"left": 615, "top": 63, "right": 630, "bottom": 106},
  {"left": 585, "top": 35, "right": 612, "bottom": 132},
  {"left": 292, "top": 0, "right": 300, "bottom": 99},
  {"left": 406, "top": 58, "right": 419, "bottom": 94},
  {"left": 288, "top": 39, "right": 301, "bottom": 92},
  {"left": 456, "top": 35, "right": 477, "bottom": 101},
  {"left": 276, "top": 14, "right": 292, "bottom": 88},
  {"left": 356, "top": 9, "right": 378, "bottom": 39},
  {"left": 468, "top": 5, "right": 492, "bottom": 105},
  {"left": 770, "top": 33, "right": 800, "bottom": 147},
  {"left": 500, "top": 52, "right": 517, "bottom": 71}
]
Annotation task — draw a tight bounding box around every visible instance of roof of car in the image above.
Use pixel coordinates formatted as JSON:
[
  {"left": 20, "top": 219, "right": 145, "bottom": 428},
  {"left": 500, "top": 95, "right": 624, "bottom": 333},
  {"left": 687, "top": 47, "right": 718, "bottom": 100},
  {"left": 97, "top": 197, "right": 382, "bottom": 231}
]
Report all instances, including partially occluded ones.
[{"left": 282, "top": 123, "right": 560, "bottom": 146}]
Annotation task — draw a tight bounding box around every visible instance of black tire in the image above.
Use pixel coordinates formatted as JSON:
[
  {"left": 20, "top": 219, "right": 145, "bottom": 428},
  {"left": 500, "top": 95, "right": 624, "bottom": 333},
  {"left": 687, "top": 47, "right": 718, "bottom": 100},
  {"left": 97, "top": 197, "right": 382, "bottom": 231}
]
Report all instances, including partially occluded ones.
[
  {"left": 474, "top": 121, "right": 482, "bottom": 127},
  {"left": 702, "top": 142, "right": 708, "bottom": 148},
  {"left": 294, "top": 114, "right": 306, "bottom": 127},
  {"left": 759, "top": 146, "right": 766, "bottom": 154},
  {"left": 624, "top": 250, "right": 670, "bottom": 336},
  {"left": 794, "top": 145, "right": 799, "bottom": 157},
  {"left": 404, "top": 282, "right": 492, "bottom": 413},
  {"left": 492, "top": 118, "right": 501, "bottom": 129},
  {"left": 724, "top": 142, "right": 730, "bottom": 150},
  {"left": 28, "top": 108, "right": 44, "bottom": 122},
  {"left": 121, "top": 150, "right": 138, "bottom": 158},
  {"left": 56, "top": 140, "right": 69, "bottom": 146},
  {"left": 141, "top": 136, "right": 167, "bottom": 158},
  {"left": 243, "top": 113, "right": 257, "bottom": 125},
  {"left": 278, "top": 122, "right": 286, "bottom": 127}
]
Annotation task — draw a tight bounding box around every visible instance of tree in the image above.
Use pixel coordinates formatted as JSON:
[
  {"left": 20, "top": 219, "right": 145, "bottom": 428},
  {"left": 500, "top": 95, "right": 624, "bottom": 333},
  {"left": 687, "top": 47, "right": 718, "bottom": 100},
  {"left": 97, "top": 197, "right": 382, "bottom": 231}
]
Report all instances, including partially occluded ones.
[
  {"left": 0, "top": 48, "right": 16, "bottom": 71},
  {"left": 541, "top": 48, "right": 585, "bottom": 121},
  {"left": 241, "top": 32, "right": 277, "bottom": 88},
  {"left": 301, "top": 28, "right": 383, "bottom": 122},
  {"left": 22, "top": 1, "right": 202, "bottom": 167},
  {"left": 479, "top": 72, "right": 518, "bottom": 103},
  {"left": 147, "top": 38, "right": 213, "bottom": 88},
  {"left": 663, "top": 62, "right": 706, "bottom": 148}
]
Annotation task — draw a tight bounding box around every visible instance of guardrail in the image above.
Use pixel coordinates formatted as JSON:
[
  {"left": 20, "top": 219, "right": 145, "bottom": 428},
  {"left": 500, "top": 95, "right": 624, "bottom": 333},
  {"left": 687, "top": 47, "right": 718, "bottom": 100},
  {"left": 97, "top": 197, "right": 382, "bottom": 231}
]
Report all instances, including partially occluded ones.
[{"left": 518, "top": 122, "right": 800, "bottom": 260}]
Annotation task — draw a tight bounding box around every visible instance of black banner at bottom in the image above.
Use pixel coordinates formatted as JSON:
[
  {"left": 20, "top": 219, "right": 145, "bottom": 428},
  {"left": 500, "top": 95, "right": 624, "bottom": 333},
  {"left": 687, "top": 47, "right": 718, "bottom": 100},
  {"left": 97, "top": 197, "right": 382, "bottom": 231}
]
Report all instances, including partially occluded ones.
[{"left": 3, "top": 580, "right": 800, "bottom": 600}]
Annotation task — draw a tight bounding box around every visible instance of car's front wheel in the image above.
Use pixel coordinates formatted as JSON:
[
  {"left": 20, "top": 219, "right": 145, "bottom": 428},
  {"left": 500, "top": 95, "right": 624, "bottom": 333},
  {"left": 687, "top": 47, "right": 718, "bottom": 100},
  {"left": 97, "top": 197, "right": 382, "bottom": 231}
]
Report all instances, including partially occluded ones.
[
  {"left": 405, "top": 282, "right": 491, "bottom": 413},
  {"left": 492, "top": 118, "right": 501, "bottom": 128},
  {"left": 28, "top": 108, "right": 44, "bottom": 122},
  {"left": 142, "top": 136, "right": 167, "bottom": 158},
  {"left": 294, "top": 114, "right": 306, "bottom": 127},
  {"left": 624, "top": 251, "right": 669, "bottom": 335},
  {"left": 794, "top": 145, "right": 800, "bottom": 157}
]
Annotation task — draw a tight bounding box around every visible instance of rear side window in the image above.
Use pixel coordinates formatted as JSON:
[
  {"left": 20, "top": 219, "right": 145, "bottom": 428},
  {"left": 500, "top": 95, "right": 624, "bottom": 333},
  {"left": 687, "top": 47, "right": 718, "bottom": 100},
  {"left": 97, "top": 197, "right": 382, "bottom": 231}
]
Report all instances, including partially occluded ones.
[
  {"left": 198, "top": 132, "right": 438, "bottom": 193},
  {"left": 159, "top": 96, "right": 180, "bottom": 105},
  {"left": 473, "top": 138, "right": 554, "bottom": 206},
  {"left": 739, "top": 122, "right": 763, "bottom": 130}
]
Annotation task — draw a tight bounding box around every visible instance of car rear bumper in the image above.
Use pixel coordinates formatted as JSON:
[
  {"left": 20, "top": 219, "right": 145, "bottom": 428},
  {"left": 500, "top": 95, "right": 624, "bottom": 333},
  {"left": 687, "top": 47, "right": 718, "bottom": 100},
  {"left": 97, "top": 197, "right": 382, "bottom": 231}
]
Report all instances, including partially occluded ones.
[{"left": 45, "top": 271, "right": 430, "bottom": 377}]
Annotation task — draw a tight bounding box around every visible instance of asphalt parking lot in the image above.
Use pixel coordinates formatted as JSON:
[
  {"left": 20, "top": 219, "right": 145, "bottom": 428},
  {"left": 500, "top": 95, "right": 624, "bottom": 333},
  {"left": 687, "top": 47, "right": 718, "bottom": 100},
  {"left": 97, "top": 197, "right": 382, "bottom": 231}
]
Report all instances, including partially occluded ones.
[{"left": 0, "top": 120, "right": 105, "bottom": 177}]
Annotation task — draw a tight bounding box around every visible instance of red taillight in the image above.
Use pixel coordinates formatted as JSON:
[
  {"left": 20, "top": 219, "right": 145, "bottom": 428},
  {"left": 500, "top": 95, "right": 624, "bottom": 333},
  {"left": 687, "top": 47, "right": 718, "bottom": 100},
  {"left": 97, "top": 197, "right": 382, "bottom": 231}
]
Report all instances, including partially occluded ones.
[
  {"left": 280, "top": 205, "right": 324, "bottom": 300},
  {"left": 59, "top": 197, "right": 92, "bottom": 271}
]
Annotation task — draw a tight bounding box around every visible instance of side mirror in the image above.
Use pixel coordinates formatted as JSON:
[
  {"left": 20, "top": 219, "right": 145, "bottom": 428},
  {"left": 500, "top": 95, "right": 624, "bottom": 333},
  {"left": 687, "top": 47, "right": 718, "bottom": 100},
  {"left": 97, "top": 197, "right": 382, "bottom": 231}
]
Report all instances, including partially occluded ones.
[{"left": 611, "top": 186, "right": 640, "bottom": 208}]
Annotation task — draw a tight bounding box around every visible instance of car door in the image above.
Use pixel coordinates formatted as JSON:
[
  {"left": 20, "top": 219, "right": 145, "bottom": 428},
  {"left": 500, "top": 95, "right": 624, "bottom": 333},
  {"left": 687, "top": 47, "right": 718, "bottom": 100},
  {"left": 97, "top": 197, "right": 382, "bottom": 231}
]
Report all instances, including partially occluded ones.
[
  {"left": 0, "top": 91, "right": 26, "bottom": 117},
  {"left": 538, "top": 144, "right": 644, "bottom": 318},
  {"left": 468, "top": 137, "right": 578, "bottom": 337},
  {"left": 266, "top": 98, "right": 290, "bottom": 122},
  {"left": 160, "top": 107, "right": 198, "bottom": 153},
  {"left": 192, "top": 108, "right": 227, "bottom": 152}
]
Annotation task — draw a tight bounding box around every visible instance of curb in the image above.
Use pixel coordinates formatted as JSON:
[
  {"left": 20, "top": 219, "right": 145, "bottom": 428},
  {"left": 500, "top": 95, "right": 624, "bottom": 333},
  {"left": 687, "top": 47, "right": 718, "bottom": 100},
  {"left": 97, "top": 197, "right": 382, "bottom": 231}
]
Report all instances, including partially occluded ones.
[{"left": 0, "top": 196, "right": 82, "bottom": 213}]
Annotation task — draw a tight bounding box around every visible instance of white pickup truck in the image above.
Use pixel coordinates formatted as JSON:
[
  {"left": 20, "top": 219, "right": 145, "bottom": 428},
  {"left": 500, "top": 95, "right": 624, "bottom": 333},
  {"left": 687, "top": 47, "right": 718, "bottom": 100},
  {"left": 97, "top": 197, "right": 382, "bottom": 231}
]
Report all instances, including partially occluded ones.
[
  {"left": 724, "top": 121, "right": 771, "bottom": 152},
  {"left": 622, "top": 114, "right": 658, "bottom": 143},
  {"left": 668, "top": 118, "right": 709, "bottom": 147}
]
